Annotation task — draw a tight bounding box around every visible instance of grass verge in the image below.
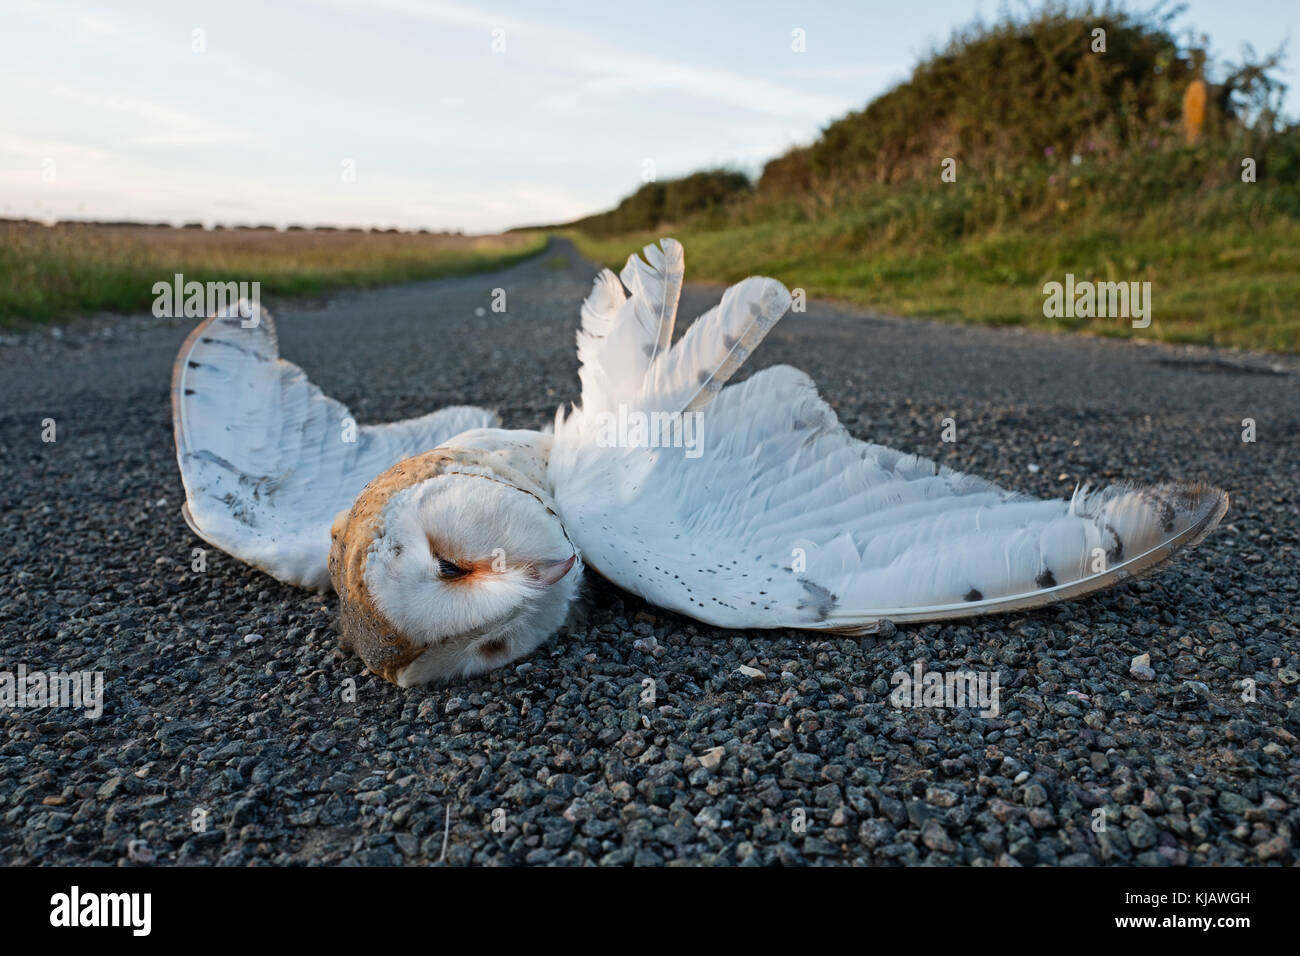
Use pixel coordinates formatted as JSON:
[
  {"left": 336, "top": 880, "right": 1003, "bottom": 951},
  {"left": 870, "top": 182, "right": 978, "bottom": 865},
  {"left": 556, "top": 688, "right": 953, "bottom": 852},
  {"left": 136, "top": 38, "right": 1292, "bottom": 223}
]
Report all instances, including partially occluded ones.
[{"left": 566, "top": 187, "right": 1299, "bottom": 354}]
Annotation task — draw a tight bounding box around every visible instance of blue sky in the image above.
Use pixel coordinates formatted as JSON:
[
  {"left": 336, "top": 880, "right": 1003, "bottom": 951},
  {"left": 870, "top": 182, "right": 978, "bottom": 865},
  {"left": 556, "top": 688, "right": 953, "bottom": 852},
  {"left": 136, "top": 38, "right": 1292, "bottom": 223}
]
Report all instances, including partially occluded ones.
[{"left": 0, "top": 0, "right": 1294, "bottom": 232}]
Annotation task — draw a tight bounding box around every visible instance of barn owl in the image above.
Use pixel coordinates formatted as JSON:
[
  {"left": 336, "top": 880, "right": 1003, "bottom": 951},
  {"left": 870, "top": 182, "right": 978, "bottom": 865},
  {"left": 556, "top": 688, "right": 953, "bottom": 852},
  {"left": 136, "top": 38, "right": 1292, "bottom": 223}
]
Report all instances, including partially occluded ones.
[{"left": 171, "top": 239, "right": 1227, "bottom": 687}]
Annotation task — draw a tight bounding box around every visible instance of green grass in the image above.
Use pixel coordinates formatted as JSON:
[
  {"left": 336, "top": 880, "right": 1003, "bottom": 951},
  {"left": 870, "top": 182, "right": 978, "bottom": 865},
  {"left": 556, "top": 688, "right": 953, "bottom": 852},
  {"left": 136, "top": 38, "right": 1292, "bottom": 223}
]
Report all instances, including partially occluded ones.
[
  {"left": 568, "top": 175, "right": 1300, "bottom": 354},
  {"left": 0, "top": 222, "right": 547, "bottom": 326}
]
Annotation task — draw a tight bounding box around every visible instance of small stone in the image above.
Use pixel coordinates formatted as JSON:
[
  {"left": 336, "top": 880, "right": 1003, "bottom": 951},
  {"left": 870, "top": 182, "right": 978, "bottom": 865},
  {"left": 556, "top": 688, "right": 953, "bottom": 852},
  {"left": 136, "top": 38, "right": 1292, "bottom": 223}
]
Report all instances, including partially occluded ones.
[
  {"left": 1126, "top": 815, "right": 1158, "bottom": 849},
  {"left": 1255, "top": 835, "right": 1290, "bottom": 861},
  {"left": 617, "top": 731, "right": 646, "bottom": 757},
  {"left": 698, "top": 746, "right": 725, "bottom": 771},
  {"left": 1130, "top": 653, "right": 1155, "bottom": 681},
  {"left": 1217, "top": 791, "right": 1250, "bottom": 814},
  {"left": 989, "top": 798, "right": 1019, "bottom": 822},
  {"left": 1022, "top": 784, "right": 1048, "bottom": 807},
  {"left": 921, "top": 818, "right": 956, "bottom": 853},
  {"left": 394, "top": 833, "right": 419, "bottom": 857},
  {"left": 737, "top": 665, "right": 765, "bottom": 680},
  {"left": 127, "top": 840, "right": 155, "bottom": 864},
  {"left": 925, "top": 786, "right": 958, "bottom": 808},
  {"left": 858, "top": 818, "right": 895, "bottom": 848},
  {"left": 1027, "top": 807, "right": 1056, "bottom": 829},
  {"left": 694, "top": 806, "right": 721, "bottom": 829},
  {"left": 783, "top": 753, "right": 821, "bottom": 783}
]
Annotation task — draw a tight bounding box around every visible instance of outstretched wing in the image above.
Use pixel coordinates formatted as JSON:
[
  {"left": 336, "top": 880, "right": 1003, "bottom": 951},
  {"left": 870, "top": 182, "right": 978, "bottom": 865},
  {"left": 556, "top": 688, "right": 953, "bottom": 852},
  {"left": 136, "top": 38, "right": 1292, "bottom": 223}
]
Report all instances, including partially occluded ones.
[
  {"left": 551, "top": 240, "right": 1227, "bottom": 631},
  {"left": 171, "top": 303, "right": 499, "bottom": 590}
]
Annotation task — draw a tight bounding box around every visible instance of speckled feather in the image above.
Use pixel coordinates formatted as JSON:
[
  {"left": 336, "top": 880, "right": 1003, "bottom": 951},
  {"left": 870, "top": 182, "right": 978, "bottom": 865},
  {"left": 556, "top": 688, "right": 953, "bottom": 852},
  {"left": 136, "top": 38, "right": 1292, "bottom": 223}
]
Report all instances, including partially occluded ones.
[
  {"left": 171, "top": 302, "right": 499, "bottom": 589},
  {"left": 550, "top": 242, "right": 1227, "bottom": 632}
]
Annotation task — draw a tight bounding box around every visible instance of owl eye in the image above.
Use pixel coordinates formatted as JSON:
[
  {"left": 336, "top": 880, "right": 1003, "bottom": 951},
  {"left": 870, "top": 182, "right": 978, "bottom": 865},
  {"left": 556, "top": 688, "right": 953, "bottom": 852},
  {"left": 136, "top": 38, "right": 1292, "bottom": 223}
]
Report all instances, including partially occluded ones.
[{"left": 436, "top": 557, "right": 471, "bottom": 580}]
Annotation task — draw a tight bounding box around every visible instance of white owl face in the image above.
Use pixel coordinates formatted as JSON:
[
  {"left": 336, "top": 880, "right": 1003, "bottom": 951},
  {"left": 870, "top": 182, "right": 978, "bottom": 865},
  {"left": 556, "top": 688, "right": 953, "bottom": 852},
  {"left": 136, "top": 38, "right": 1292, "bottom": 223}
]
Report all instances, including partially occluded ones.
[{"left": 333, "top": 467, "right": 580, "bottom": 687}]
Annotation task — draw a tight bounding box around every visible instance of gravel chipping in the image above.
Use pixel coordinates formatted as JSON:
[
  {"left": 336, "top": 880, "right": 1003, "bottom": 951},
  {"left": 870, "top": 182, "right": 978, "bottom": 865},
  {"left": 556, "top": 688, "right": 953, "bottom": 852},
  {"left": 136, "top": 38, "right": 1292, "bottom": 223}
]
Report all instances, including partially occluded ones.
[{"left": 1, "top": 238, "right": 1297, "bottom": 866}]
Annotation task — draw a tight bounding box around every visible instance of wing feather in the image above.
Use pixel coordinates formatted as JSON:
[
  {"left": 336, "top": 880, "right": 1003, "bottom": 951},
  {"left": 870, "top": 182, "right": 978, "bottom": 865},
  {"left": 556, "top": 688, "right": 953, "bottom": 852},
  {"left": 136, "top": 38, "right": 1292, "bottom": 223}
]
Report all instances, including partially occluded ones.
[
  {"left": 621, "top": 237, "right": 684, "bottom": 370},
  {"left": 554, "top": 361, "right": 1225, "bottom": 629},
  {"left": 553, "top": 240, "right": 1224, "bottom": 629},
  {"left": 172, "top": 302, "right": 499, "bottom": 589},
  {"left": 649, "top": 276, "right": 790, "bottom": 412},
  {"left": 561, "top": 237, "right": 790, "bottom": 436}
]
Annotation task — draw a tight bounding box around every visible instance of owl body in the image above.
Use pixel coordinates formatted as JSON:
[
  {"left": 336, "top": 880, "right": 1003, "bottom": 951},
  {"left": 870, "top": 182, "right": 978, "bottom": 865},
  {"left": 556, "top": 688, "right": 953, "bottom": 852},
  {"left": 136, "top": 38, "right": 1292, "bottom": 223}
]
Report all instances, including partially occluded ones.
[{"left": 172, "top": 239, "right": 1226, "bottom": 686}]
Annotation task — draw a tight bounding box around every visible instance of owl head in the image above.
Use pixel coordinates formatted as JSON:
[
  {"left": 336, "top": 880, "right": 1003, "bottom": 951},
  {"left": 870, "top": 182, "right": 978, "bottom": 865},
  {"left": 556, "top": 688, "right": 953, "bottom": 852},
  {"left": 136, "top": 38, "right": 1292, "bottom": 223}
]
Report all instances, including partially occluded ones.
[{"left": 328, "top": 448, "right": 580, "bottom": 687}]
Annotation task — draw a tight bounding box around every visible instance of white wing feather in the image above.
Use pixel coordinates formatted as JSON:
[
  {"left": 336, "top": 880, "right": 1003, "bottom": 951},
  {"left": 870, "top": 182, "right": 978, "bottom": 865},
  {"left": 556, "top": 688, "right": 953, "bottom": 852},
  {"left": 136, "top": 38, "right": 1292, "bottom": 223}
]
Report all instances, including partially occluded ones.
[
  {"left": 575, "top": 239, "right": 686, "bottom": 414},
  {"left": 551, "top": 241, "right": 1227, "bottom": 630},
  {"left": 621, "top": 237, "right": 684, "bottom": 372},
  {"left": 576, "top": 269, "right": 627, "bottom": 409},
  {"left": 172, "top": 303, "right": 499, "bottom": 590},
  {"left": 646, "top": 276, "right": 789, "bottom": 412}
]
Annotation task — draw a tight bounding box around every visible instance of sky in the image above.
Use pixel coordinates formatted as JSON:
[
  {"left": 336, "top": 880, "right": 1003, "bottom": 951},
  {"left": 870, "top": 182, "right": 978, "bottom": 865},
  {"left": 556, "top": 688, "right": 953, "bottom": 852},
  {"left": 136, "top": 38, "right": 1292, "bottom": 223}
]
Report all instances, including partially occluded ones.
[{"left": 0, "top": 0, "right": 1294, "bottom": 233}]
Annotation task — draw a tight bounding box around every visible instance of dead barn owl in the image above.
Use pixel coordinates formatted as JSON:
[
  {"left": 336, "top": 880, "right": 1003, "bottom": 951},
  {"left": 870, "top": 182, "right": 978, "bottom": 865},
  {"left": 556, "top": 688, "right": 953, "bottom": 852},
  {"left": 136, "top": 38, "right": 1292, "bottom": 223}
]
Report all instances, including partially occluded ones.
[{"left": 171, "top": 239, "right": 1227, "bottom": 687}]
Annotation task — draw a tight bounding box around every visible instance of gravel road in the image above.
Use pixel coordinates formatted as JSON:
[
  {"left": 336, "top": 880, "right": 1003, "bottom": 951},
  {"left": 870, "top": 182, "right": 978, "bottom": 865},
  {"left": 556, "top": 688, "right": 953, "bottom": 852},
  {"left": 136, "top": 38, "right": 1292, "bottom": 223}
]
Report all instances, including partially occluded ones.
[{"left": 2, "top": 237, "right": 1296, "bottom": 866}]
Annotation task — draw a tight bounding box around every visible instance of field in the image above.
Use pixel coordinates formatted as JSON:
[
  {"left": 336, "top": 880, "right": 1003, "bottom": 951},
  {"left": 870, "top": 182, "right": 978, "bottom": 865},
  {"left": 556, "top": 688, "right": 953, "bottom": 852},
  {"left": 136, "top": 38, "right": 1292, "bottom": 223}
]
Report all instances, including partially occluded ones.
[{"left": 0, "top": 220, "right": 546, "bottom": 326}]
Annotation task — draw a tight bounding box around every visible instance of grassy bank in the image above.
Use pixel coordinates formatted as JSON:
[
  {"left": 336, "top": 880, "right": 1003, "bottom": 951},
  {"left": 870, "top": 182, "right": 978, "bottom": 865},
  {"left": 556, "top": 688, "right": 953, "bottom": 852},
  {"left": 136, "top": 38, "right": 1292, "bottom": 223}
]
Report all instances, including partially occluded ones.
[
  {"left": 0, "top": 221, "right": 546, "bottom": 326},
  {"left": 568, "top": 170, "right": 1300, "bottom": 354},
  {"left": 564, "top": 4, "right": 1299, "bottom": 354}
]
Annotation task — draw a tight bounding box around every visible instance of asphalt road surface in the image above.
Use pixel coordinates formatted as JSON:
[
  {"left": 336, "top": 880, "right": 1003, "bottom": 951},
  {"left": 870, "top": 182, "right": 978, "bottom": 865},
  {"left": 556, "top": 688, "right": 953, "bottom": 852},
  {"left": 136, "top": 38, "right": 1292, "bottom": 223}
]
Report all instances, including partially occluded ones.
[{"left": 1, "top": 238, "right": 1296, "bottom": 866}]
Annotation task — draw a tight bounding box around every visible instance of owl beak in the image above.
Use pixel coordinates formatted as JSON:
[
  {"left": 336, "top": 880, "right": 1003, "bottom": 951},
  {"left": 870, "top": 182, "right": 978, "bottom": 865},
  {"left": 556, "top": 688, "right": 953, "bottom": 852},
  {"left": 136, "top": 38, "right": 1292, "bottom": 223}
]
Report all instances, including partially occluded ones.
[{"left": 530, "top": 554, "right": 576, "bottom": 588}]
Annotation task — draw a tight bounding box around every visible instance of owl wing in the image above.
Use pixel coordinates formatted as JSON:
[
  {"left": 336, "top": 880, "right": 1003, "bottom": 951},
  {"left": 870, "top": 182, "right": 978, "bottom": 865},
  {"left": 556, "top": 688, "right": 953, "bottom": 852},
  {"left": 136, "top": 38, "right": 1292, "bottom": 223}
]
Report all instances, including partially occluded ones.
[
  {"left": 171, "top": 303, "right": 499, "bottom": 590},
  {"left": 550, "top": 240, "right": 1227, "bottom": 632}
]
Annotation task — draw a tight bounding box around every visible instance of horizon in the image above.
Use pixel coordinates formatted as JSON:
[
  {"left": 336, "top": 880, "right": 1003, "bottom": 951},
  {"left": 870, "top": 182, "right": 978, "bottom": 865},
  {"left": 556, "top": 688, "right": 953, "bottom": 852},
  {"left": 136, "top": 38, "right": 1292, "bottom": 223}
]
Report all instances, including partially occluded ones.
[{"left": 1, "top": 0, "right": 1294, "bottom": 234}]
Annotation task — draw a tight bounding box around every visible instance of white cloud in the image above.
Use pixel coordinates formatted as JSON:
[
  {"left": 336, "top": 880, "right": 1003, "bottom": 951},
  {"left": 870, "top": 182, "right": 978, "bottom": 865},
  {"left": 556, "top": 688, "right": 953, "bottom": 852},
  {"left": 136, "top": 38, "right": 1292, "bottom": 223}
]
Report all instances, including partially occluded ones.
[
  {"left": 46, "top": 84, "right": 252, "bottom": 147},
  {"left": 10, "top": 0, "right": 133, "bottom": 47},
  {"left": 781, "top": 63, "right": 908, "bottom": 82},
  {"left": 0, "top": 135, "right": 111, "bottom": 163},
  {"left": 310, "top": 0, "right": 849, "bottom": 118}
]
